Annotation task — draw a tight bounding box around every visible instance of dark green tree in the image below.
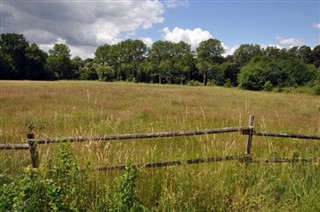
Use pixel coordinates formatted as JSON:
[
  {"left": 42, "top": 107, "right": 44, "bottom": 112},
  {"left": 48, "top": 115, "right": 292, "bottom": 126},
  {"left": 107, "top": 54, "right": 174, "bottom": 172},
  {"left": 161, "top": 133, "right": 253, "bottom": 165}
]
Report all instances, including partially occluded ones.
[
  {"left": 25, "top": 43, "right": 49, "bottom": 80},
  {"left": 0, "top": 33, "right": 29, "bottom": 79},
  {"left": 238, "top": 55, "right": 314, "bottom": 90},
  {"left": 47, "top": 44, "right": 73, "bottom": 79},
  {"left": 297, "top": 46, "right": 313, "bottom": 64},
  {"left": 79, "top": 58, "right": 98, "bottom": 80},
  {"left": 233, "top": 44, "right": 262, "bottom": 67},
  {"left": 196, "top": 38, "right": 224, "bottom": 85},
  {"left": 312, "top": 45, "right": 320, "bottom": 68},
  {"left": 148, "top": 41, "right": 175, "bottom": 84}
]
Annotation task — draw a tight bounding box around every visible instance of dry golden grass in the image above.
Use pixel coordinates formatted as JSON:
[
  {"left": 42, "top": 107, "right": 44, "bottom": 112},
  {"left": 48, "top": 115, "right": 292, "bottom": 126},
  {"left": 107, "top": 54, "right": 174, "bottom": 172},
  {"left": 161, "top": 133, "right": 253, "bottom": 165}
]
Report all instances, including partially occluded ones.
[
  {"left": 1, "top": 80, "right": 319, "bottom": 169},
  {"left": 1, "top": 80, "right": 320, "bottom": 210}
]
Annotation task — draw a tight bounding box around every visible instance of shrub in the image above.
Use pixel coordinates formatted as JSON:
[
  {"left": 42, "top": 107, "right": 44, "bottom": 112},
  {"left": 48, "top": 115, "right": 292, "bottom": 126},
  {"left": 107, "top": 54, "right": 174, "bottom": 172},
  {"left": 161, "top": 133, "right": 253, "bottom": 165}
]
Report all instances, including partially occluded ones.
[
  {"left": 112, "top": 161, "right": 143, "bottom": 211},
  {"left": 187, "top": 80, "right": 202, "bottom": 86},
  {"left": 263, "top": 81, "right": 273, "bottom": 91}
]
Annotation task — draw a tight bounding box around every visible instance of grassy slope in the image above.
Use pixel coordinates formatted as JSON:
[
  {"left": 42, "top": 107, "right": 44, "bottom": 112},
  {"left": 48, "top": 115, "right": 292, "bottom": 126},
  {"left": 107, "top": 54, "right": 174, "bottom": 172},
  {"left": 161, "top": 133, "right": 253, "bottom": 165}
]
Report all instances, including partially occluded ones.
[{"left": 1, "top": 80, "right": 320, "bottom": 210}]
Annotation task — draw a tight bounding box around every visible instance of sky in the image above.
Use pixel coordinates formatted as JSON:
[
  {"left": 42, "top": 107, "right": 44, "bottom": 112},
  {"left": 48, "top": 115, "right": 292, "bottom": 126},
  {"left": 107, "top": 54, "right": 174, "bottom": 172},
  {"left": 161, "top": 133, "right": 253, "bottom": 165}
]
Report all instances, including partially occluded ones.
[{"left": 1, "top": 0, "right": 319, "bottom": 59}]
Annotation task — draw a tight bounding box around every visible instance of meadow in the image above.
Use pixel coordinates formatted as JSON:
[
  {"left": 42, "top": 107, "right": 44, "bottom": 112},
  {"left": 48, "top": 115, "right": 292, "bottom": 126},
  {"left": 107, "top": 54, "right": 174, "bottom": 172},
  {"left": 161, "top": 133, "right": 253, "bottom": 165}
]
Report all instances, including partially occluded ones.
[{"left": 1, "top": 80, "right": 320, "bottom": 211}]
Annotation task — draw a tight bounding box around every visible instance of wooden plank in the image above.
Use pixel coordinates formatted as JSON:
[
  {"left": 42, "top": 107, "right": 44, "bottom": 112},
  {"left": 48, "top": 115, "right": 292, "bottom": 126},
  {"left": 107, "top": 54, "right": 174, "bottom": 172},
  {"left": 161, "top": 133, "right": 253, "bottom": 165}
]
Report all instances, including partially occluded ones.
[
  {"left": 27, "top": 133, "right": 39, "bottom": 168},
  {"left": 245, "top": 115, "right": 255, "bottom": 155},
  {"left": 253, "top": 131, "right": 320, "bottom": 140},
  {"left": 0, "top": 144, "right": 30, "bottom": 150},
  {"left": 31, "top": 127, "right": 249, "bottom": 145},
  {"left": 93, "top": 155, "right": 250, "bottom": 171},
  {"left": 250, "top": 158, "right": 317, "bottom": 163}
]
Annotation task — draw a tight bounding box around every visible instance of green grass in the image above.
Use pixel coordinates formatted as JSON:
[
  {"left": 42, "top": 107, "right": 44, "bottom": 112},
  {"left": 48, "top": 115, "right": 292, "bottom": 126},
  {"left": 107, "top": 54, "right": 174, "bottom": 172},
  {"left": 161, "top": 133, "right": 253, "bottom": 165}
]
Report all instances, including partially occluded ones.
[{"left": 1, "top": 80, "right": 320, "bottom": 211}]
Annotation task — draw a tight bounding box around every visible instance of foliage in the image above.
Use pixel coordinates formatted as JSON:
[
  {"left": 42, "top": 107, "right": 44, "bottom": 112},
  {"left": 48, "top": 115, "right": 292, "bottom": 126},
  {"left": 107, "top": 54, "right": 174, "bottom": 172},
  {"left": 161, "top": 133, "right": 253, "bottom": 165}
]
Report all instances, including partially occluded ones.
[
  {"left": 112, "top": 161, "right": 143, "bottom": 211},
  {"left": 47, "top": 44, "right": 73, "bottom": 79},
  {"left": 196, "top": 38, "right": 224, "bottom": 85},
  {"left": 238, "top": 55, "right": 314, "bottom": 90},
  {"left": 0, "top": 142, "right": 91, "bottom": 211},
  {"left": 1, "top": 32, "right": 320, "bottom": 95},
  {"left": 1, "top": 81, "right": 320, "bottom": 210}
]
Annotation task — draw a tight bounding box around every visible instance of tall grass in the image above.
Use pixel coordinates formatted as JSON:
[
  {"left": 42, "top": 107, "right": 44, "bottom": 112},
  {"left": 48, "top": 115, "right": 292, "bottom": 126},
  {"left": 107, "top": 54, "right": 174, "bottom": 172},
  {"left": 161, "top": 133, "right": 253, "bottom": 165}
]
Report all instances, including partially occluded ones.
[{"left": 1, "top": 80, "right": 320, "bottom": 210}]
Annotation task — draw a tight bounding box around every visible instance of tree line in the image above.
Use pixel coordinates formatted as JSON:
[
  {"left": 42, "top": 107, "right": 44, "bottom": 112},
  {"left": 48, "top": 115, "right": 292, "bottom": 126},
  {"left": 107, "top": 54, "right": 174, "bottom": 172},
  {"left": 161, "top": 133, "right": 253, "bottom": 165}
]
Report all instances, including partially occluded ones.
[{"left": 1, "top": 33, "right": 320, "bottom": 93}]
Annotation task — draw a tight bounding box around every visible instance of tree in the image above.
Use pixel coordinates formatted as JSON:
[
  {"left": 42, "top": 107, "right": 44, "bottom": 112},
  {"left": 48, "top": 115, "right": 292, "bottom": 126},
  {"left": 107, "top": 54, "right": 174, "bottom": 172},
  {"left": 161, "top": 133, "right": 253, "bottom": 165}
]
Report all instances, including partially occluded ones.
[
  {"left": 25, "top": 43, "right": 49, "bottom": 80},
  {"left": 220, "top": 61, "right": 240, "bottom": 86},
  {"left": 312, "top": 45, "right": 320, "bottom": 68},
  {"left": 79, "top": 58, "right": 98, "bottom": 80},
  {"left": 0, "top": 33, "right": 29, "bottom": 79},
  {"left": 297, "top": 46, "right": 312, "bottom": 64},
  {"left": 71, "top": 56, "right": 83, "bottom": 79},
  {"left": 0, "top": 51, "right": 15, "bottom": 79},
  {"left": 238, "top": 55, "right": 314, "bottom": 90},
  {"left": 96, "top": 62, "right": 114, "bottom": 81},
  {"left": 117, "top": 39, "right": 147, "bottom": 81},
  {"left": 148, "top": 41, "right": 175, "bottom": 84},
  {"left": 263, "top": 46, "right": 281, "bottom": 58},
  {"left": 196, "top": 38, "right": 224, "bottom": 85},
  {"left": 233, "top": 44, "right": 262, "bottom": 67},
  {"left": 172, "top": 41, "right": 194, "bottom": 84},
  {"left": 47, "top": 44, "right": 73, "bottom": 79}
]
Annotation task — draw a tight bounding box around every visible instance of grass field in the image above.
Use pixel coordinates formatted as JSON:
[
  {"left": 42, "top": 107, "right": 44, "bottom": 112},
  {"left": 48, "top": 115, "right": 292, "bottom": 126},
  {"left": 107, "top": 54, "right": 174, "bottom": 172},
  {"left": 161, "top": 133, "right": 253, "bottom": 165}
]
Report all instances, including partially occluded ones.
[{"left": 1, "top": 80, "right": 320, "bottom": 211}]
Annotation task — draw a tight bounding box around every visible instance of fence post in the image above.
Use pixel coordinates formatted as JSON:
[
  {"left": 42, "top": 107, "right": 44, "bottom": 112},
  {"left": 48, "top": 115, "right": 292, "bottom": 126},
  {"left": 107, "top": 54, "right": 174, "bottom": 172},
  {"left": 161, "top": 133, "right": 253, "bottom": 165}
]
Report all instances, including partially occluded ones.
[
  {"left": 245, "top": 115, "right": 255, "bottom": 156},
  {"left": 27, "top": 131, "right": 39, "bottom": 168}
]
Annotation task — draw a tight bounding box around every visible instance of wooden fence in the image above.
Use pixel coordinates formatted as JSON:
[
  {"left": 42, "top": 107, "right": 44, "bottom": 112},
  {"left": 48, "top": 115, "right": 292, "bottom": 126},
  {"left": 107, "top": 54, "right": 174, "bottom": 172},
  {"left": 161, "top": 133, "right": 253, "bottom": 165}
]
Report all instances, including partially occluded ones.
[{"left": 1, "top": 115, "right": 320, "bottom": 170}]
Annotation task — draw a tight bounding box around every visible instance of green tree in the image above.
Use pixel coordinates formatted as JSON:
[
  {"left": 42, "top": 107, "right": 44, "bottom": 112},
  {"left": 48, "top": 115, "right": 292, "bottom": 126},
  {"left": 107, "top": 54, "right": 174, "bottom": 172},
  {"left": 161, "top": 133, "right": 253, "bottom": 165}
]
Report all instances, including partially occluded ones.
[
  {"left": 71, "top": 56, "right": 83, "bottom": 79},
  {"left": 238, "top": 55, "right": 314, "bottom": 90},
  {"left": 196, "top": 38, "right": 224, "bottom": 85},
  {"left": 0, "top": 52, "right": 15, "bottom": 79},
  {"left": 297, "top": 46, "right": 313, "bottom": 64},
  {"left": 0, "top": 33, "right": 29, "bottom": 79},
  {"left": 118, "top": 39, "right": 147, "bottom": 81},
  {"left": 312, "top": 45, "right": 320, "bottom": 68},
  {"left": 47, "top": 44, "right": 73, "bottom": 79},
  {"left": 233, "top": 44, "right": 262, "bottom": 67},
  {"left": 220, "top": 61, "right": 240, "bottom": 86},
  {"left": 96, "top": 62, "right": 114, "bottom": 81},
  {"left": 148, "top": 41, "right": 175, "bottom": 84},
  {"left": 79, "top": 58, "right": 98, "bottom": 80},
  {"left": 172, "top": 41, "right": 194, "bottom": 84},
  {"left": 25, "top": 43, "right": 49, "bottom": 80}
]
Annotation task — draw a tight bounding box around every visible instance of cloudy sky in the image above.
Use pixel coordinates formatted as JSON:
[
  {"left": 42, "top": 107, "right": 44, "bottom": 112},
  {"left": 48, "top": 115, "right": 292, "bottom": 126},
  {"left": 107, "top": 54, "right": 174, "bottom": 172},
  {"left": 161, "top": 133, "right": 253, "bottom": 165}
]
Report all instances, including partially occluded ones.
[{"left": 1, "top": 0, "right": 319, "bottom": 58}]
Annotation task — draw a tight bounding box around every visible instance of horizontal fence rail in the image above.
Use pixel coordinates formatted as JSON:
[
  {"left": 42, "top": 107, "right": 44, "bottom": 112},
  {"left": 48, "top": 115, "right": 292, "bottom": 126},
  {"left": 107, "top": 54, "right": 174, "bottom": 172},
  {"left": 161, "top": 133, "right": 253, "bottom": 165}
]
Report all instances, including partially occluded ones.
[
  {"left": 94, "top": 155, "right": 252, "bottom": 171},
  {"left": 0, "top": 144, "right": 30, "bottom": 150},
  {"left": 252, "top": 131, "right": 320, "bottom": 140},
  {"left": 1, "top": 115, "right": 320, "bottom": 170},
  {"left": 30, "top": 127, "right": 249, "bottom": 145}
]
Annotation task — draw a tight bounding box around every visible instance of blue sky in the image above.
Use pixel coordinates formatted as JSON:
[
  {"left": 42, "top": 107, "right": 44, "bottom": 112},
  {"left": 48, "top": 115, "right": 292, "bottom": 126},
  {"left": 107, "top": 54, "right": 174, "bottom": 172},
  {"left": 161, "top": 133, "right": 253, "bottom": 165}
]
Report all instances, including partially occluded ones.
[
  {"left": 2, "top": 0, "right": 319, "bottom": 58},
  {"left": 142, "top": 1, "right": 320, "bottom": 54}
]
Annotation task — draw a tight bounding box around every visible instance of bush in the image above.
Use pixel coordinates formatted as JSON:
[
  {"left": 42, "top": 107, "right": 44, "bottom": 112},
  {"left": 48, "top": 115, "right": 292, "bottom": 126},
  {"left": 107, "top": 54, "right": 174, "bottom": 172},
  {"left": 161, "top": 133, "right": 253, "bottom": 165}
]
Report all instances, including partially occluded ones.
[
  {"left": 112, "top": 161, "right": 143, "bottom": 211},
  {"left": 187, "top": 80, "right": 202, "bottom": 86},
  {"left": 312, "top": 84, "right": 320, "bottom": 95},
  {"left": 0, "top": 142, "right": 91, "bottom": 211}
]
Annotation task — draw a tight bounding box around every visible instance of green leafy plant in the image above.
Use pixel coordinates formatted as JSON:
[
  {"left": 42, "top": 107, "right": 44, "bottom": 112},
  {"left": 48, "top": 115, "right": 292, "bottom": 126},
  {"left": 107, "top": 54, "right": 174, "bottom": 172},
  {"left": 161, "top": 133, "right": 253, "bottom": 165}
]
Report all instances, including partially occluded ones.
[{"left": 112, "top": 161, "right": 142, "bottom": 211}]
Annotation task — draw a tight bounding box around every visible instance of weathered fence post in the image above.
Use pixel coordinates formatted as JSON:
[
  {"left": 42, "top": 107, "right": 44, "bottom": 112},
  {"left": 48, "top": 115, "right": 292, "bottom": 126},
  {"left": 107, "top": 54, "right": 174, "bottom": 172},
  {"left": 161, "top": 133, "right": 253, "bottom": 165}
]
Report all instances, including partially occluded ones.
[
  {"left": 245, "top": 115, "right": 255, "bottom": 156},
  {"left": 27, "top": 131, "right": 39, "bottom": 168}
]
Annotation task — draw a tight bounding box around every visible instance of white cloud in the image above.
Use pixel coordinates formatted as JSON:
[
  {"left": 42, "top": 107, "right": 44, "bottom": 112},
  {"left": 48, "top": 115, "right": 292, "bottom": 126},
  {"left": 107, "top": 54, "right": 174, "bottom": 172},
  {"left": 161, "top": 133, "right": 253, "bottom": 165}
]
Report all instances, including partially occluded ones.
[
  {"left": 2, "top": 0, "right": 165, "bottom": 58},
  {"left": 162, "top": 27, "right": 213, "bottom": 50},
  {"left": 140, "top": 37, "right": 154, "bottom": 47},
  {"left": 275, "top": 36, "right": 304, "bottom": 47},
  {"left": 222, "top": 43, "right": 239, "bottom": 57},
  {"left": 312, "top": 23, "right": 320, "bottom": 29},
  {"left": 39, "top": 37, "right": 95, "bottom": 59}
]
